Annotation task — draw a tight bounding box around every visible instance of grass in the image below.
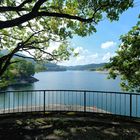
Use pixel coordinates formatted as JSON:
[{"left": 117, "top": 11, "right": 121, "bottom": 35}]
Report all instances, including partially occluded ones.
[{"left": 0, "top": 112, "right": 140, "bottom": 140}]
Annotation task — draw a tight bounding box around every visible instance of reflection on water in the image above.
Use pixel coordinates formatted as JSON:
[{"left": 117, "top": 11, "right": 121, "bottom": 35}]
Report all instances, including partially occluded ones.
[{"left": 5, "top": 83, "right": 34, "bottom": 91}]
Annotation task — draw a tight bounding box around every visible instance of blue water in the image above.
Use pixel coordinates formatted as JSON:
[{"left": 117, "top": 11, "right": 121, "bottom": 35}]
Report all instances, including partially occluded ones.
[
  {"left": 0, "top": 71, "right": 139, "bottom": 117},
  {"left": 7, "top": 71, "right": 122, "bottom": 91}
]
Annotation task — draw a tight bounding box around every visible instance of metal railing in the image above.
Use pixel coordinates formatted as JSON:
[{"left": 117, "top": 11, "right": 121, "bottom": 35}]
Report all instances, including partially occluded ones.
[{"left": 0, "top": 90, "right": 139, "bottom": 118}]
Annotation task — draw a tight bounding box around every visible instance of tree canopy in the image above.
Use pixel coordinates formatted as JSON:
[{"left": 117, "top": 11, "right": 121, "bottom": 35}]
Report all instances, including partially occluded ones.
[
  {"left": 0, "top": 0, "right": 134, "bottom": 77},
  {"left": 106, "top": 17, "right": 140, "bottom": 92},
  {"left": 0, "top": 58, "right": 35, "bottom": 88}
]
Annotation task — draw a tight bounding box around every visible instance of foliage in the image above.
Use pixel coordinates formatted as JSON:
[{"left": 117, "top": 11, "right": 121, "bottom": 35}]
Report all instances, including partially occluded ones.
[
  {"left": 35, "top": 63, "right": 47, "bottom": 72},
  {"left": 15, "top": 59, "right": 35, "bottom": 77},
  {"left": 0, "top": 0, "right": 134, "bottom": 29},
  {"left": 0, "top": 0, "right": 134, "bottom": 77},
  {"left": 90, "top": 67, "right": 105, "bottom": 71},
  {"left": 0, "top": 58, "right": 35, "bottom": 87},
  {"left": 106, "top": 17, "right": 140, "bottom": 92}
]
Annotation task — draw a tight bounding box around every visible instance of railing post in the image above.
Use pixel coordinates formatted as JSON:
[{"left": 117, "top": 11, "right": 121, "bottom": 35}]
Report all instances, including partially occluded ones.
[
  {"left": 130, "top": 94, "right": 132, "bottom": 118},
  {"left": 84, "top": 91, "right": 86, "bottom": 113},
  {"left": 44, "top": 90, "right": 46, "bottom": 115},
  {"left": 4, "top": 91, "right": 5, "bottom": 114}
]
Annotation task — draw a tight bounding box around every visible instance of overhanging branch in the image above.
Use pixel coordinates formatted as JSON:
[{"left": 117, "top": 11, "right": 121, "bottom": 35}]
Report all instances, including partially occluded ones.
[
  {"left": 13, "top": 54, "right": 34, "bottom": 60},
  {"left": 0, "top": 11, "right": 94, "bottom": 29},
  {"left": 0, "top": 0, "right": 33, "bottom": 12}
]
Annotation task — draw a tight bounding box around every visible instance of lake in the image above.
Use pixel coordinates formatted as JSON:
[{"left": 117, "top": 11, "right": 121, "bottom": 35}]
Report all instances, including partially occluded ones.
[
  {"left": 0, "top": 71, "right": 140, "bottom": 117},
  {"left": 7, "top": 71, "right": 122, "bottom": 91}
]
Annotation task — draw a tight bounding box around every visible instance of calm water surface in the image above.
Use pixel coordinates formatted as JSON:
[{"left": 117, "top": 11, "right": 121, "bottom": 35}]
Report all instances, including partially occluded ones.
[
  {"left": 7, "top": 71, "right": 122, "bottom": 91},
  {"left": 0, "top": 71, "right": 139, "bottom": 117}
]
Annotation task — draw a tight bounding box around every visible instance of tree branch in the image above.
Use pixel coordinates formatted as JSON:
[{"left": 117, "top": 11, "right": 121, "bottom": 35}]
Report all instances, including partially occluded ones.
[
  {"left": 0, "top": 0, "right": 32, "bottom": 12},
  {"left": 0, "top": 6, "right": 26, "bottom": 12},
  {"left": 9, "top": 60, "right": 20, "bottom": 64},
  {"left": 13, "top": 53, "right": 34, "bottom": 60},
  {"left": 22, "top": 30, "right": 45, "bottom": 45},
  {"left": 32, "top": 0, "right": 46, "bottom": 12},
  {"left": 23, "top": 45, "right": 58, "bottom": 59},
  {"left": 18, "top": 0, "right": 33, "bottom": 9},
  {"left": 38, "top": 11, "right": 94, "bottom": 22},
  {"left": 0, "top": 11, "right": 94, "bottom": 29},
  {"left": 0, "top": 42, "right": 24, "bottom": 76}
]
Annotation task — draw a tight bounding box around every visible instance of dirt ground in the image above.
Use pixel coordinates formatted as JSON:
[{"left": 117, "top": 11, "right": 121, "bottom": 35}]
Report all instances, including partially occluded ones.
[{"left": 0, "top": 112, "right": 140, "bottom": 140}]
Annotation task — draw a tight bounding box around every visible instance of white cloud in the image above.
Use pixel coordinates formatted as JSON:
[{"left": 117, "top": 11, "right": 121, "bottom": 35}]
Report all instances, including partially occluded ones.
[
  {"left": 101, "top": 41, "right": 116, "bottom": 49},
  {"left": 59, "top": 47, "right": 99, "bottom": 66},
  {"left": 102, "top": 52, "right": 115, "bottom": 62},
  {"left": 74, "top": 47, "right": 89, "bottom": 54}
]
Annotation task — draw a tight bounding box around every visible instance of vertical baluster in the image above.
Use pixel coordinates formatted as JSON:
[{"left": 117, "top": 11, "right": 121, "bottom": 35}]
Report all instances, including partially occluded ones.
[
  {"left": 35, "top": 91, "right": 36, "bottom": 111},
  {"left": 110, "top": 93, "right": 112, "bottom": 114},
  {"left": 30, "top": 91, "right": 32, "bottom": 112},
  {"left": 68, "top": 91, "right": 69, "bottom": 110},
  {"left": 81, "top": 92, "right": 82, "bottom": 112},
  {"left": 84, "top": 91, "right": 86, "bottom": 113},
  {"left": 124, "top": 94, "right": 126, "bottom": 116},
  {"left": 101, "top": 93, "right": 103, "bottom": 113},
  {"left": 3, "top": 92, "right": 5, "bottom": 114},
  {"left": 130, "top": 94, "right": 132, "bottom": 118},
  {"left": 17, "top": 91, "right": 18, "bottom": 113},
  {"left": 26, "top": 92, "right": 28, "bottom": 112},
  {"left": 97, "top": 92, "right": 99, "bottom": 113},
  {"left": 8, "top": 92, "right": 10, "bottom": 113},
  {"left": 13, "top": 92, "right": 15, "bottom": 113},
  {"left": 48, "top": 91, "right": 50, "bottom": 111},
  {"left": 106, "top": 92, "right": 107, "bottom": 114},
  {"left": 40, "top": 91, "right": 41, "bottom": 111},
  {"left": 44, "top": 90, "right": 45, "bottom": 115},
  {"left": 115, "top": 93, "right": 116, "bottom": 115},
  {"left": 52, "top": 91, "right": 53, "bottom": 111},
  {"left": 120, "top": 94, "right": 121, "bottom": 115},
  {"left": 136, "top": 95, "right": 138, "bottom": 117},
  {"left": 75, "top": 91, "right": 76, "bottom": 112},
  {"left": 93, "top": 92, "right": 95, "bottom": 113},
  {"left": 22, "top": 92, "right": 24, "bottom": 112},
  {"left": 60, "top": 91, "right": 61, "bottom": 111},
  {"left": 64, "top": 91, "right": 66, "bottom": 111}
]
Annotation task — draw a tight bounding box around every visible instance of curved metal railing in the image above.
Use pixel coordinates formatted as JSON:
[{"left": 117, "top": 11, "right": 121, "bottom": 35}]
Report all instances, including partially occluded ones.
[{"left": 0, "top": 90, "right": 139, "bottom": 118}]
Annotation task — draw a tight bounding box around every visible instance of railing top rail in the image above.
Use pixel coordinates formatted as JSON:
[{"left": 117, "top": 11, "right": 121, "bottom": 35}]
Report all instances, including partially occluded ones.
[{"left": 0, "top": 89, "right": 139, "bottom": 95}]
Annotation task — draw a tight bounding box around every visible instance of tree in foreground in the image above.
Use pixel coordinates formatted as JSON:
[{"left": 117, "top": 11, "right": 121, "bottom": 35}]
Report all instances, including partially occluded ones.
[
  {"left": 0, "top": 58, "right": 35, "bottom": 87},
  {"left": 0, "top": 0, "right": 134, "bottom": 77},
  {"left": 106, "top": 17, "right": 140, "bottom": 92}
]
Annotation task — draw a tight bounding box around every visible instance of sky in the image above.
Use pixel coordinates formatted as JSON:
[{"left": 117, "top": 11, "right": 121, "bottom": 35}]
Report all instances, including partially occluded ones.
[{"left": 59, "top": 1, "right": 140, "bottom": 66}]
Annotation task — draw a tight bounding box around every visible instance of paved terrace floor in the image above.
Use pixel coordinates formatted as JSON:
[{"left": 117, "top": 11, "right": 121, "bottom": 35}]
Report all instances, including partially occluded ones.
[
  {"left": 0, "top": 104, "right": 110, "bottom": 114},
  {"left": 0, "top": 112, "right": 140, "bottom": 140}
]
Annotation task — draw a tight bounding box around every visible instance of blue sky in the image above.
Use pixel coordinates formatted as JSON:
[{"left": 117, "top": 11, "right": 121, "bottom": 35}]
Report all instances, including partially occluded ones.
[{"left": 59, "top": 2, "right": 140, "bottom": 66}]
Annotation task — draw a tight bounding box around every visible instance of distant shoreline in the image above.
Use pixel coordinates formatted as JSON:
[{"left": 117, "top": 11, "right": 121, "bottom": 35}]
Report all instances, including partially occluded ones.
[{"left": 35, "top": 70, "right": 109, "bottom": 73}]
